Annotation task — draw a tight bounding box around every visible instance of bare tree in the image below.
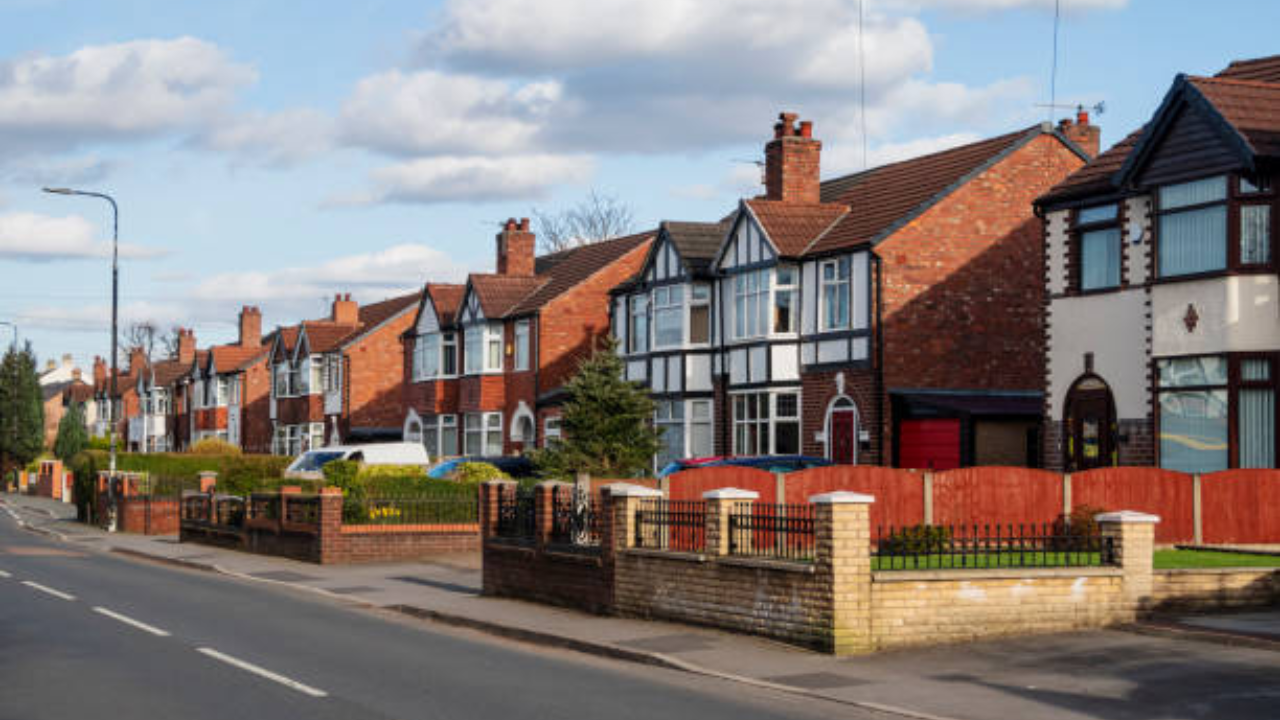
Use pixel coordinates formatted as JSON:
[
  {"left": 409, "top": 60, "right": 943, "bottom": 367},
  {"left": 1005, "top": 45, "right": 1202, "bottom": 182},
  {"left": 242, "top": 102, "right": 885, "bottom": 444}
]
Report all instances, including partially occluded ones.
[
  {"left": 532, "top": 190, "right": 636, "bottom": 254},
  {"left": 124, "top": 321, "right": 159, "bottom": 364},
  {"left": 158, "top": 325, "right": 184, "bottom": 357}
]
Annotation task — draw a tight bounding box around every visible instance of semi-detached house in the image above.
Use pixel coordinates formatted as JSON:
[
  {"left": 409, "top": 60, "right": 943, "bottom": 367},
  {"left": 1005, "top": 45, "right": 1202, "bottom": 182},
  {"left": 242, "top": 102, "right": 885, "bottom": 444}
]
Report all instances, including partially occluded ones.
[
  {"left": 615, "top": 112, "right": 1094, "bottom": 469},
  {"left": 269, "top": 292, "right": 420, "bottom": 455},
  {"left": 402, "top": 219, "right": 653, "bottom": 458},
  {"left": 1037, "top": 54, "right": 1280, "bottom": 473},
  {"left": 190, "top": 306, "right": 273, "bottom": 453}
]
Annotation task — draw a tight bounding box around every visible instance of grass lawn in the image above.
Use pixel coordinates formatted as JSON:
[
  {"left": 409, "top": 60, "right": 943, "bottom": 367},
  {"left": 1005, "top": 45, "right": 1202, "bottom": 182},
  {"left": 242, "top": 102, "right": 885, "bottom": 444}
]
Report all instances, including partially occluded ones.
[
  {"left": 1153, "top": 549, "right": 1280, "bottom": 569},
  {"left": 872, "top": 551, "right": 1107, "bottom": 571}
]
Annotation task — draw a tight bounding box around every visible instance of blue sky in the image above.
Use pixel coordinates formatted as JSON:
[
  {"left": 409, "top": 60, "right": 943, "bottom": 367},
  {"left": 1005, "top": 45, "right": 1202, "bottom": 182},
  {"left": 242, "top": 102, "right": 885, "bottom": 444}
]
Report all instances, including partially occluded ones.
[{"left": 1, "top": 0, "right": 1277, "bottom": 371}]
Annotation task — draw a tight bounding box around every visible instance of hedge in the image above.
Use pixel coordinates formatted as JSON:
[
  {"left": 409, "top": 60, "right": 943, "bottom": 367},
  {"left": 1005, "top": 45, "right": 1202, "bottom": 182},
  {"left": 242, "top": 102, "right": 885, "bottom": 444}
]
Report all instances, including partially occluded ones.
[{"left": 74, "top": 450, "right": 291, "bottom": 495}]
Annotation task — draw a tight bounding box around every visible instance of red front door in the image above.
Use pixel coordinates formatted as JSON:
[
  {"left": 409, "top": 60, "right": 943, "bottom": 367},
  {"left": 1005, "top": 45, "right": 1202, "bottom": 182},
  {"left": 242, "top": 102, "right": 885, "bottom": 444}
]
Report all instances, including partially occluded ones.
[{"left": 831, "top": 410, "right": 856, "bottom": 464}]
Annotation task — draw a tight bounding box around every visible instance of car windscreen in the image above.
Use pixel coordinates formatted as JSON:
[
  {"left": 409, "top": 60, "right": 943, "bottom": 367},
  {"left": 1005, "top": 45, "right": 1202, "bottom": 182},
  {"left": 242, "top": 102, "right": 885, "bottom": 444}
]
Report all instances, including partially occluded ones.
[{"left": 291, "top": 451, "right": 347, "bottom": 472}]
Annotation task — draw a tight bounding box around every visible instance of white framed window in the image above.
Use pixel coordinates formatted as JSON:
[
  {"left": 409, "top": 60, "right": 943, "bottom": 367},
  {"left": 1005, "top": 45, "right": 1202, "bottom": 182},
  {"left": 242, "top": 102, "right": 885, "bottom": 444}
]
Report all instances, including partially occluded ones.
[
  {"left": 325, "top": 356, "right": 341, "bottom": 392},
  {"left": 820, "top": 257, "right": 851, "bottom": 331},
  {"left": 653, "top": 286, "right": 684, "bottom": 349},
  {"left": 230, "top": 376, "right": 242, "bottom": 405},
  {"left": 655, "top": 400, "right": 685, "bottom": 468},
  {"left": 308, "top": 355, "right": 322, "bottom": 394},
  {"left": 273, "top": 362, "right": 290, "bottom": 398},
  {"left": 487, "top": 326, "right": 502, "bottom": 370},
  {"left": 464, "top": 412, "right": 503, "bottom": 456},
  {"left": 309, "top": 422, "right": 325, "bottom": 450},
  {"left": 629, "top": 295, "right": 649, "bottom": 354},
  {"left": 442, "top": 332, "right": 457, "bottom": 376},
  {"left": 689, "top": 284, "right": 711, "bottom": 346},
  {"left": 216, "top": 377, "right": 230, "bottom": 407},
  {"left": 192, "top": 379, "right": 204, "bottom": 409},
  {"left": 440, "top": 414, "right": 458, "bottom": 456},
  {"left": 514, "top": 320, "right": 531, "bottom": 371},
  {"left": 690, "top": 399, "right": 713, "bottom": 458},
  {"left": 417, "top": 333, "right": 439, "bottom": 380},
  {"left": 543, "top": 416, "right": 562, "bottom": 447},
  {"left": 464, "top": 324, "right": 503, "bottom": 374},
  {"left": 1158, "top": 175, "right": 1228, "bottom": 277},
  {"left": 733, "top": 269, "right": 769, "bottom": 340},
  {"left": 774, "top": 265, "right": 798, "bottom": 334},
  {"left": 732, "top": 390, "right": 801, "bottom": 456}
]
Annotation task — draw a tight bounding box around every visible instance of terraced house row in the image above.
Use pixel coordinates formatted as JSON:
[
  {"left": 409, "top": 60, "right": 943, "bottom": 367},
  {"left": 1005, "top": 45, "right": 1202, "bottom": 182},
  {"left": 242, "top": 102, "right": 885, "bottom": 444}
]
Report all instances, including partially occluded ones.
[{"left": 85, "top": 54, "right": 1280, "bottom": 473}]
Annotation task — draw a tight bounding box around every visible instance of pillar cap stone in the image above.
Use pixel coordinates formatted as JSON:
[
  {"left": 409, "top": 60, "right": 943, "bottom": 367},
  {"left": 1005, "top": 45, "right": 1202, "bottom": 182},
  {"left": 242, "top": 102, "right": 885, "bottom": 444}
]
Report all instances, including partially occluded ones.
[
  {"left": 482, "top": 479, "right": 518, "bottom": 487},
  {"left": 702, "top": 487, "right": 760, "bottom": 500},
  {"left": 535, "top": 479, "right": 573, "bottom": 489},
  {"left": 809, "top": 491, "right": 875, "bottom": 505},
  {"left": 602, "top": 483, "right": 662, "bottom": 498},
  {"left": 1095, "top": 510, "right": 1161, "bottom": 524}
]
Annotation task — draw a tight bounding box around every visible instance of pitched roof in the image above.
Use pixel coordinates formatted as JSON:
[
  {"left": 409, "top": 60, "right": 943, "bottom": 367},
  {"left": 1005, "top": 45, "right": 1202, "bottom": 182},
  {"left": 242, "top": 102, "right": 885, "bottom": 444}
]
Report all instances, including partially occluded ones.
[
  {"left": 468, "top": 274, "right": 546, "bottom": 318},
  {"left": 302, "top": 321, "right": 361, "bottom": 353},
  {"left": 1037, "top": 127, "right": 1146, "bottom": 206},
  {"left": 1216, "top": 54, "right": 1280, "bottom": 83},
  {"left": 150, "top": 357, "right": 194, "bottom": 388},
  {"left": 509, "top": 231, "right": 653, "bottom": 315},
  {"left": 1188, "top": 75, "right": 1280, "bottom": 157},
  {"left": 65, "top": 382, "right": 94, "bottom": 404},
  {"left": 661, "top": 221, "right": 728, "bottom": 274},
  {"left": 743, "top": 200, "right": 847, "bottom": 257},
  {"left": 208, "top": 344, "right": 268, "bottom": 374},
  {"left": 815, "top": 126, "right": 1042, "bottom": 250},
  {"left": 357, "top": 291, "right": 421, "bottom": 330},
  {"left": 426, "top": 284, "right": 465, "bottom": 326},
  {"left": 42, "top": 380, "right": 74, "bottom": 402}
]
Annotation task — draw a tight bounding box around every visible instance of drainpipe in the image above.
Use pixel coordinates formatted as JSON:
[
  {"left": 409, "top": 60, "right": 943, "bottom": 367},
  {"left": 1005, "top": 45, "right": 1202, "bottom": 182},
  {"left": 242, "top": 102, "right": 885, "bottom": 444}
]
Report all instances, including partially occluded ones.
[{"left": 872, "top": 250, "right": 885, "bottom": 466}]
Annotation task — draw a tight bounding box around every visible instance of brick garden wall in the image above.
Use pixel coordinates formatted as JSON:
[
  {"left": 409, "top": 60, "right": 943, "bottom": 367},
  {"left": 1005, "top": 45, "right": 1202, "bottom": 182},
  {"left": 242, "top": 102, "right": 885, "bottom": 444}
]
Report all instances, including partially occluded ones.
[{"left": 1149, "top": 568, "right": 1280, "bottom": 613}]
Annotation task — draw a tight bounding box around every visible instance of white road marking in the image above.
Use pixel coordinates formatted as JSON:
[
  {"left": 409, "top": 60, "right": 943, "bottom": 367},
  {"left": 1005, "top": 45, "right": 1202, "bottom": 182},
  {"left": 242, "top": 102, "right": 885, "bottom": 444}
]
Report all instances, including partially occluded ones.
[
  {"left": 196, "top": 648, "right": 328, "bottom": 698},
  {"left": 92, "top": 606, "right": 171, "bottom": 637},
  {"left": 0, "top": 569, "right": 11, "bottom": 578},
  {"left": 21, "top": 581, "right": 75, "bottom": 601}
]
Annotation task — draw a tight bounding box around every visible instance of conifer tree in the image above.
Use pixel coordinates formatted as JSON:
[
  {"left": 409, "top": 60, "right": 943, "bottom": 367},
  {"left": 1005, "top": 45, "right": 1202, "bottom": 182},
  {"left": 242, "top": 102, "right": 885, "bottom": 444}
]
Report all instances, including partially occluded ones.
[
  {"left": 533, "top": 339, "right": 661, "bottom": 478},
  {"left": 0, "top": 343, "right": 44, "bottom": 482},
  {"left": 53, "top": 401, "right": 89, "bottom": 461}
]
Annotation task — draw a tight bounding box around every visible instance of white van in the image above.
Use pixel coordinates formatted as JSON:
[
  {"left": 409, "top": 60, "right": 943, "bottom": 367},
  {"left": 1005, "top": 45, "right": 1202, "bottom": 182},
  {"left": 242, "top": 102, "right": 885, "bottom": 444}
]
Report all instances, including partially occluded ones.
[{"left": 284, "top": 442, "right": 430, "bottom": 480}]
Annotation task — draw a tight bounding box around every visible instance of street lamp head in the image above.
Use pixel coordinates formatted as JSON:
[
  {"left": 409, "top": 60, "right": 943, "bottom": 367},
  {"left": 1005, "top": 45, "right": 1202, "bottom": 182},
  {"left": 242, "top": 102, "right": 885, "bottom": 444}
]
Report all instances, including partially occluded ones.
[{"left": 42, "top": 187, "right": 73, "bottom": 195}]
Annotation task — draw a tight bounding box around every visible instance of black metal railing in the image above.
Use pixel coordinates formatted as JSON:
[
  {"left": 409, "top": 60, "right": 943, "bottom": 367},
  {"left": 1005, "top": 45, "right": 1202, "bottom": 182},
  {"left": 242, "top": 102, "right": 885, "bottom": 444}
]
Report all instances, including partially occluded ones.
[
  {"left": 495, "top": 487, "right": 536, "bottom": 540},
  {"left": 549, "top": 485, "right": 601, "bottom": 546},
  {"left": 210, "top": 494, "right": 246, "bottom": 529},
  {"left": 634, "top": 499, "right": 705, "bottom": 553},
  {"left": 345, "top": 492, "right": 479, "bottom": 526},
  {"left": 247, "top": 492, "right": 281, "bottom": 521},
  {"left": 283, "top": 495, "right": 320, "bottom": 527},
  {"left": 728, "top": 503, "right": 815, "bottom": 562},
  {"left": 181, "top": 492, "right": 211, "bottom": 523},
  {"left": 873, "top": 523, "right": 1116, "bottom": 571}
]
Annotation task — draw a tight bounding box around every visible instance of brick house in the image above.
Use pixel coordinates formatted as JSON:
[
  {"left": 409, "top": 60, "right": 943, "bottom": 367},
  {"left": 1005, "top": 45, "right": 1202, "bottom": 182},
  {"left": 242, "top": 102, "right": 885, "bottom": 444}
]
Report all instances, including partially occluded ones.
[
  {"left": 402, "top": 219, "right": 653, "bottom": 458},
  {"left": 1037, "top": 55, "right": 1280, "bottom": 472},
  {"left": 190, "top": 306, "right": 273, "bottom": 453},
  {"left": 615, "top": 112, "right": 1093, "bottom": 469},
  {"left": 269, "top": 292, "right": 420, "bottom": 455},
  {"left": 134, "top": 329, "right": 199, "bottom": 452},
  {"left": 40, "top": 375, "right": 92, "bottom": 448}
]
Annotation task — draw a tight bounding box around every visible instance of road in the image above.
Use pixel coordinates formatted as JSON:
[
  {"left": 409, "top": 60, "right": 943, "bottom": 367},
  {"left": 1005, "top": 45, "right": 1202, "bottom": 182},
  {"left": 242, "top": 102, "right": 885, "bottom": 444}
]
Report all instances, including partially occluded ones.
[{"left": 0, "top": 508, "right": 881, "bottom": 720}]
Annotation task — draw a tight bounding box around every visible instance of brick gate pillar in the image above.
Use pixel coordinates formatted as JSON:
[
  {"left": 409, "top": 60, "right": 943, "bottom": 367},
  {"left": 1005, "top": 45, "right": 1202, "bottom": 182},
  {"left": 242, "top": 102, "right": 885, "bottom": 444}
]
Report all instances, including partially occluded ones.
[
  {"left": 1097, "top": 510, "right": 1160, "bottom": 618},
  {"left": 810, "top": 490, "right": 875, "bottom": 655},
  {"left": 702, "top": 488, "right": 759, "bottom": 556}
]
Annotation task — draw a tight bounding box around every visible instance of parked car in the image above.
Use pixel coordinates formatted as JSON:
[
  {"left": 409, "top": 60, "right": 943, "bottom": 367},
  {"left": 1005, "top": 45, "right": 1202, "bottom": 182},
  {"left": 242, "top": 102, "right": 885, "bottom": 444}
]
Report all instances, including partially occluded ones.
[
  {"left": 284, "top": 442, "right": 431, "bottom": 480},
  {"left": 427, "top": 455, "right": 537, "bottom": 480},
  {"left": 660, "top": 455, "right": 831, "bottom": 477}
]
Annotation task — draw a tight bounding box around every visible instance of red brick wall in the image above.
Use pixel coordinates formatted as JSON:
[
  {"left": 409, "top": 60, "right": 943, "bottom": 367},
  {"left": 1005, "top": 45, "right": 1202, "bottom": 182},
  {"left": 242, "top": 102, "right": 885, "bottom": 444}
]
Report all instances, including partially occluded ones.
[
  {"left": 119, "top": 496, "right": 180, "bottom": 535},
  {"left": 459, "top": 375, "right": 506, "bottom": 414},
  {"left": 345, "top": 309, "right": 416, "bottom": 431},
  {"left": 877, "top": 134, "right": 1084, "bottom": 393},
  {"left": 195, "top": 407, "right": 229, "bottom": 431},
  {"left": 276, "top": 394, "right": 324, "bottom": 425},
  {"left": 801, "top": 369, "right": 881, "bottom": 464},
  {"left": 537, "top": 241, "right": 651, "bottom": 392}
]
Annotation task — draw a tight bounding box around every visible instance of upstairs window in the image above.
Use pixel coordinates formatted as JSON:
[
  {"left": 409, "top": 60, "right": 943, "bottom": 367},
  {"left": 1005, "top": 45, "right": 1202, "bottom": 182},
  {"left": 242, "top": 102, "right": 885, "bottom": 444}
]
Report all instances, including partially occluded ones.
[
  {"left": 1240, "top": 175, "right": 1273, "bottom": 266},
  {"left": 629, "top": 295, "right": 649, "bottom": 353},
  {"left": 773, "top": 265, "right": 798, "bottom": 334},
  {"left": 820, "top": 257, "right": 850, "bottom": 331},
  {"left": 689, "top": 284, "right": 711, "bottom": 345},
  {"left": 514, "top": 320, "right": 531, "bottom": 371},
  {"left": 653, "top": 286, "right": 683, "bottom": 348},
  {"left": 1158, "top": 176, "right": 1227, "bottom": 277},
  {"left": 1077, "top": 204, "right": 1121, "bottom": 291},
  {"left": 464, "top": 323, "right": 503, "bottom": 374},
  {"left": 442, "top": 332, "right": 458, "bottom": 376},
  {"left": 733, "top": 269, "right": 769, "bottom": 340}
]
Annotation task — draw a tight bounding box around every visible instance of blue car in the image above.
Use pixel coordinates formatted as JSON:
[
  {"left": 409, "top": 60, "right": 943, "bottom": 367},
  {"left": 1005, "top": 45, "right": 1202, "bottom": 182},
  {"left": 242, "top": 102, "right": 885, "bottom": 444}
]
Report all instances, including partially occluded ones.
[
  {"left": 427, "top": 456, "right": 537, "bottom": 480},
  {"left": 660, "top": 455, "right": 831, "bottom": 477}
]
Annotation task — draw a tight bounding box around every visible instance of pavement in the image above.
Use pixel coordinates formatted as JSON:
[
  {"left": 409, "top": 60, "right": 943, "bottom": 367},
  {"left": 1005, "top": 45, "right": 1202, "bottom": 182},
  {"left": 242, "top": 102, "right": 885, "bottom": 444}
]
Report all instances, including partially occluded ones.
[{"left": 6, "top": 491, "right": 1280, "bottom": 720}]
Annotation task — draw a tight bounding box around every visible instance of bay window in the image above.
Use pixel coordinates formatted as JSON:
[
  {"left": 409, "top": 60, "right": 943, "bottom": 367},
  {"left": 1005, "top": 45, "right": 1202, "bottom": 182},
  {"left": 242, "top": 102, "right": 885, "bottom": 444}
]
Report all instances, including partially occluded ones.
[
  {"left": 442, "top": 332, "right": 458, "bottom": 375},
  {"left": 274, "top": 363, "right": 290, "bottom": 397},
  {"left": 415, "top": 332, "right": 457, "bottom": 380},
  {"left": 653, "top": 286, "right": 683, "bottom": 348},
  {"left": 1239, "top": 358, "right": 1275, "bottom": 469},
  {"left": 464, "top": 323, "right": 503, "bottom": 374},
  {"left": 733, "top": 269, "right": 769, "bottom": 340},
  {"left": 309, "top": 355, "right": 322, "bottom": 394},
  {"left": 1076, "top": 204, "right": 1121, "bottom": 291},
  {"left": 773, "top": 266, "right": 798, "bottom": 334},
  {"left": 465, "top": 327, "right": 482, "bottom": 374},
  {"left": 1240, "top": 203, "right": 1271, "bottom": 266},
  {"left": 421, "top": 414, "right": 458, "bottom": 458},
  {"left": 1158, "top": 176, "right": 1228, "bottom": 277},
  {"left": 1158, "top": 356, "right": 1228, "bottom": 473},
  {"left": 820, "top": 257, "right": 850, "bottom": 330}
]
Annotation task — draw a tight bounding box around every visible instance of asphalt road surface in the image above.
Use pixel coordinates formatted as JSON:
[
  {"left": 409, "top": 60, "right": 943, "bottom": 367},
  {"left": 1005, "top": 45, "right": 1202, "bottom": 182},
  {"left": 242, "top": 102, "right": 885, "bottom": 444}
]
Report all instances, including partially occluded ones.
[{"left": 0, "top": 511, "right": 882, "bottom": 720}]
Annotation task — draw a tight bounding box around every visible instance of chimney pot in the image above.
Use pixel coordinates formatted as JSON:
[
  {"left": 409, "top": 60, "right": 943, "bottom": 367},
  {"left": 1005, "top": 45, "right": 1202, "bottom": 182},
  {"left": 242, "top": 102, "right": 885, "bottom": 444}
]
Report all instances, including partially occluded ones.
[
  {"left": 1077, "top": 108, "right": 1089, "bottom": 126},
  {"left": 764, "top": 112, "right": 822, "bottom": 204},
  {"left": 496, "top": 215, "right": 536, "bottom": 276},
  {"left": 799, "top": 120, "right": 813, "bottom": 138},
  {"left": 519, "top": 217, "right": 530, "bottom": 231}
]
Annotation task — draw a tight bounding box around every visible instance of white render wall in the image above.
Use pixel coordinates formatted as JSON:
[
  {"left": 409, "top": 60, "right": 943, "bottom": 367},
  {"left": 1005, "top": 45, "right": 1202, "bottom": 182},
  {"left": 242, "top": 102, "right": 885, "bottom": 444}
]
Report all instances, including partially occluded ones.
[
  {"left": 1047, "top": 291, "right": 1150, "bottom": 419},
  {"left": 1153, "top": 275, "right": 1280, "bottom": 357}
]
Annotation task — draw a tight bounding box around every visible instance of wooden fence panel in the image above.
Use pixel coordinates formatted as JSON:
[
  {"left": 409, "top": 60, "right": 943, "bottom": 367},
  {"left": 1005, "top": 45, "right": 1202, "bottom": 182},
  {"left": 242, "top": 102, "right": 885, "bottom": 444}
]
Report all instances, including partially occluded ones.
[
  {"left": 667, "top": 467, "right": 778, "bottom": 503},
  {"left": 1201, "top": 470, "right": 1280, "bottom": 544},
  {"left": 932, "top": 467, "right": 1063, "bottom": 529},
  {"left": 1071, "top": 467, "right": 1194, "bottom": 544},
  {"left": 785, "top": 466, "right": 924, "bottom": 530}
]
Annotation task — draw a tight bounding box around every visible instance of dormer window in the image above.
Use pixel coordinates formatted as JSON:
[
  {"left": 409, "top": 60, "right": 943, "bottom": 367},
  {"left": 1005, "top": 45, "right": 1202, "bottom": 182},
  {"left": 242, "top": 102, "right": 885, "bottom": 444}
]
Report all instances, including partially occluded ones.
[{"left": 1076, "top": 203, "right": 1121, "bottom": 291}]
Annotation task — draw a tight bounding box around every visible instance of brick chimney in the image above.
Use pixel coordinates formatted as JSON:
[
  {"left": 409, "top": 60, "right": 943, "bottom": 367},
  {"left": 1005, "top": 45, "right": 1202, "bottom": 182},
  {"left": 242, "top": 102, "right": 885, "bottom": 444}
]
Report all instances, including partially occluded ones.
[
  {"left": 72, "top": 368, "right": 82, "bottom": 382},
  {"left": 332, "top": 293, "right": 358, "bottom": 325},
  {"left": 93, "top": 356, "right": 106, "bottom": 386},
  {"left": 1058, "top": 107, "right": 1101, "bottom": 159},
  {"left": 177, "top": 328, "right": 196, "bottom": 364},
  {"left": 128, "top": 347, "right": 147, "bottom": 374},
  {"left": 496, "top": 217, "right": 536, "bottom": 276},
  {"left": 765, "top": 112, "right": 822, "bottom": 204},
  {"left": 239, "top": 306, "right": 262, "bottom": 349}
]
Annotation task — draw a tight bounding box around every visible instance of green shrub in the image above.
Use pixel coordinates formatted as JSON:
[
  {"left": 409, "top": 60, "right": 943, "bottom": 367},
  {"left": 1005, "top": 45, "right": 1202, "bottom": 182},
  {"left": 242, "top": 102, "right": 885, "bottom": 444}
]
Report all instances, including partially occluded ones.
[
  {"left": 75, "top": 450, "right": 289, "bottom": 495},
  {"left": 190, "top": 437, "right": 242, "bottom": 455},
  {"left": 1052, "top": 504, "right": 1108, "bottom": 551},
  {"left": 86, "top": 436, "right": 112, "bottom": 451},
  {"left": 451, "top": 462, "right": 509, "bottom": 484},
  {"left": 879, "top": 524, "right": 952, "bottom": 555}
]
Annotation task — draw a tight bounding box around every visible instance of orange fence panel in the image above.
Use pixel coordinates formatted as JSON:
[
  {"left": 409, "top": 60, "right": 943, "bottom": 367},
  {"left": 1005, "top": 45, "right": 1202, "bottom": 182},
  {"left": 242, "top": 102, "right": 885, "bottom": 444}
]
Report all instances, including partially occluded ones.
[
  {"left": 786, "top": 465, "right": 924, "bottom": 530},
  {"left": 667, "top": 466, "right": 778, "bottom": 503},
  {"left": 1071, "top": 467, "right": 1194, "bottom": 543},
  {"left": 1201, "top": 469, "right": 1280, "bottom": 544},
  {"left": 932, "top": 467, "right": 1063, "bottom": 529}
]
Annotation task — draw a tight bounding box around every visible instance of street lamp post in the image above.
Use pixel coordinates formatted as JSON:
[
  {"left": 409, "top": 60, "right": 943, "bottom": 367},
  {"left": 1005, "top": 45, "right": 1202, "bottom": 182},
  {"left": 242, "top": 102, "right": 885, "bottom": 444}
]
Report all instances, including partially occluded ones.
[{"left": 43, "top": 188, "right": 119, "bottom": 479}]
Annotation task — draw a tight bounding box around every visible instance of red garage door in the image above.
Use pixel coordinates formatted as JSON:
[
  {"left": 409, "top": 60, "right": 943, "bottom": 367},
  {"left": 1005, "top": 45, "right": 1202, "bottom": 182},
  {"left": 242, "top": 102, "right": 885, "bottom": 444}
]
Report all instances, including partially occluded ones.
[{"left": 898, "top": 419, "right": 961, "bottom": 471}]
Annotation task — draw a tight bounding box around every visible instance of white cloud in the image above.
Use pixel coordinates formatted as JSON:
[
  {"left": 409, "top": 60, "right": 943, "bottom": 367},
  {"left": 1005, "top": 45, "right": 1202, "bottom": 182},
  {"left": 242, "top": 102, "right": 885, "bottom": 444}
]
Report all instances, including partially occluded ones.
[
  {"left": 195, "top": 108, "right": 335, "bottom": 167},
  {"left": 893, "top": 0, "right": 1126, "bottom": 12},
  {"left": 0, "top": 37, "right": 255, "bottom": 149},
  {"left": 338, "top": 70, "right": 561, "bottom": 157},
  {"left": 335, "top": 154, "right": 594, "bottom": 206},
  {"left": 0, "top": 212, "right": 166, "bottom": 262},
  {"left": 0, "top": 153, "right": 116, "bottom": 185}
]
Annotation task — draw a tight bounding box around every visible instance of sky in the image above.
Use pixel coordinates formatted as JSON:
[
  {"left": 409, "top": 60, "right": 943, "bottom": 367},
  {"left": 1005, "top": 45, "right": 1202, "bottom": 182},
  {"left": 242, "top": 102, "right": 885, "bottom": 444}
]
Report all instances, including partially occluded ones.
[{"left": 1, "top": 0, "right": 1277, "bottom": 372}]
